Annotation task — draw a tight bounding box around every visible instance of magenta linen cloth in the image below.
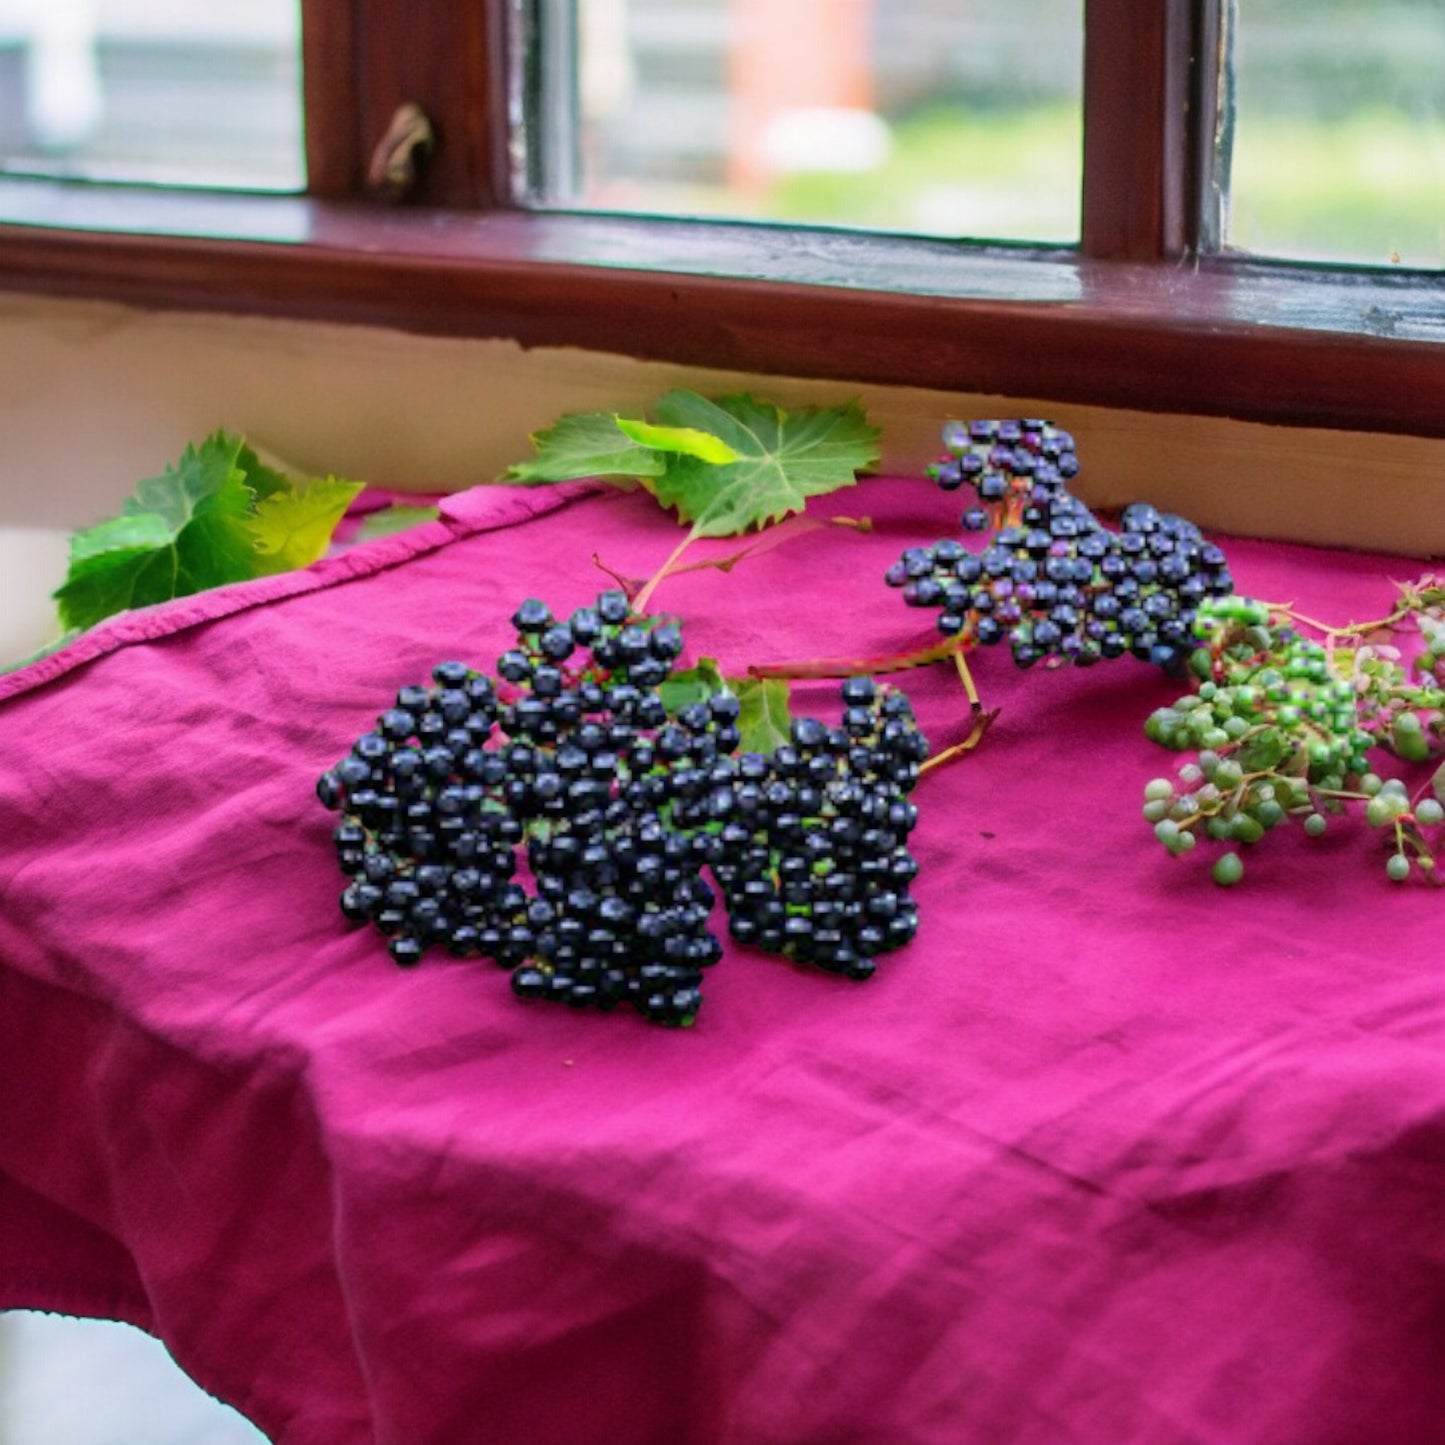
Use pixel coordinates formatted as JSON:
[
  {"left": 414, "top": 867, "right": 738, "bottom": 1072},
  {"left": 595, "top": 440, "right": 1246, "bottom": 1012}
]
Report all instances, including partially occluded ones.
[{"left": 1, "top": 478, "right": 1443, "bottom": 1445}]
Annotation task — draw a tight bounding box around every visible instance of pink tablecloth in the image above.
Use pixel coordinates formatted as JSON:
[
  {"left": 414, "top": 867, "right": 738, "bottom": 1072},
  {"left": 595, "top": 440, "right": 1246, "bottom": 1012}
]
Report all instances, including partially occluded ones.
[{"left": 1, "top": 477, "right": 1442, "bottom": 1445}]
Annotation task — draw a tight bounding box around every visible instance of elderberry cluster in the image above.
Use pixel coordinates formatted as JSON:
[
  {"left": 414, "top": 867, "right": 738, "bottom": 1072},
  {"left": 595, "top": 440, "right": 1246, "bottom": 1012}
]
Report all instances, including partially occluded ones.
[
  {"left": 319, "top": 661, "right": 524, "bottom": 965},
  {"left": 318, "top": 591, "right": 737, "bottom": 1024},
  {"left": 887, "top": 419, "right": 1233, "bottom": 671},
  {"left": 711, "top": 678, "right": 927, "bottom": 978},
  {"left": 318, "top": 592, "right": 928, "bottom": 1025}
]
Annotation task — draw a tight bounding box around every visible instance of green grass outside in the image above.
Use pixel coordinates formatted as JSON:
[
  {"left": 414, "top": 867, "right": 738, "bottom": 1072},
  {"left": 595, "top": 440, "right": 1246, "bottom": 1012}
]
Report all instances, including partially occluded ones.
[
  {"left": 756, "top": 101, "right": 1444, "bottom": 268},
  {"left": 763, "top": 101, "right": 1082, "bottom": 244},
  {"left": 1229, "top": 107, "right": 1445, "bottom": 266}
]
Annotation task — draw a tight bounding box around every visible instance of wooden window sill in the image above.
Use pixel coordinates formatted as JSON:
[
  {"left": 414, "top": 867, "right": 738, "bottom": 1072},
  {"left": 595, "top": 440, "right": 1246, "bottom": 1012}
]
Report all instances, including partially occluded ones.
[{"left": 0, "top": 178, "right": 1440, "bottom": 438}]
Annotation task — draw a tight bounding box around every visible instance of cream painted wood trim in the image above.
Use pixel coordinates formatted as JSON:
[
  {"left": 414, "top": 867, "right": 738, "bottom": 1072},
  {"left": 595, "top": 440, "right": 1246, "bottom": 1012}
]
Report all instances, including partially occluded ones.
[{"left": 0, "top": 293, "right": 1440, "bottom": 558}]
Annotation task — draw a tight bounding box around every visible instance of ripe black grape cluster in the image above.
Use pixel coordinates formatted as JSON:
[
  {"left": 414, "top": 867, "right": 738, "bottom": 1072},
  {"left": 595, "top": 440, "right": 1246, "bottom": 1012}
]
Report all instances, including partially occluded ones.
[
  {"left": 711, "top": 678, "right": 927, "bottom": 979},
  {"left": 318, "top": 592, "right": 927, "bottom": 1024},
  {"left": 886, "top": 419, "right": 1234, "bottom": 671}
]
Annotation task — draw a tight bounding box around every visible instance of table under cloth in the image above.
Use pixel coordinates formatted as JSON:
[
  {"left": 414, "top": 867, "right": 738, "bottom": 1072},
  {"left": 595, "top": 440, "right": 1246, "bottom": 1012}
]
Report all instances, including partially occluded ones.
[{"left": 0, "top": 475, "right": 1442, "bottom": 1445}]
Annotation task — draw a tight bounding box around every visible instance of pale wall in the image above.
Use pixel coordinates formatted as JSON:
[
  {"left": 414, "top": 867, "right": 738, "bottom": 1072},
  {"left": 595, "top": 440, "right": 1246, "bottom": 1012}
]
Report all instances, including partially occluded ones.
[{"left": 0, "top": 290, "right": 1441, "bottom": 656}]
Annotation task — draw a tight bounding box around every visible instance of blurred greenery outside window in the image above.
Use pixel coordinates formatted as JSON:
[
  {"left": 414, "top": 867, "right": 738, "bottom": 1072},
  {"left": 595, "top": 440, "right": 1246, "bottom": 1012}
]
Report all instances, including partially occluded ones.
[
  {"left": 549, "top": 0, "right": 1085, "bottom": 245},
  {"left": 1227, "top": 0, "right": 1445, "bottom": 268},
  {"left": 543, "top": 0, "right": 1443, "bottom": 269}
]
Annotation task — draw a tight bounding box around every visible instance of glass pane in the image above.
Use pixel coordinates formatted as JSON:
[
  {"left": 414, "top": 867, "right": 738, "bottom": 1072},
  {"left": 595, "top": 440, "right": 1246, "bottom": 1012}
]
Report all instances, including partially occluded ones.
[
  {"left": 1228, "top": 0, "right": 1445, "bottom": 267},
  {"left": 530, "top": 0, "right": 1082, "bottom": 244},
  {"left": 0, "top": 0, "right": 303, "bottom": 191}
]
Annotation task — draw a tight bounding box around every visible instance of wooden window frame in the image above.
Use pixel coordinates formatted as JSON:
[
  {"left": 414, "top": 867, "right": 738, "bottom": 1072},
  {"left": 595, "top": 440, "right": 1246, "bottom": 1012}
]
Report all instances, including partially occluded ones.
[{"left": 0, "top": 0, "right": 1439, "bottom": 439}]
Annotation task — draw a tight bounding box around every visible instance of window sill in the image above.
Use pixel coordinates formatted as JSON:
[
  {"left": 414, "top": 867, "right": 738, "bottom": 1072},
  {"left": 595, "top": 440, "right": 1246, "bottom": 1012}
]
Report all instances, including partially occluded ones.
[{"left": 0, "top": 179, "right": 1441, "bottom": 438}]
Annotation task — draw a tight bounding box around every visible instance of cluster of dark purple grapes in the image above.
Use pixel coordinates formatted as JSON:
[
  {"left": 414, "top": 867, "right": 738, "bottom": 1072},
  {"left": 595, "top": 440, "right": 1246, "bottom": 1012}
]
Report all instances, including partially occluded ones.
[
  {"left": 710, "top": 678, "right": 926, "bottom": 979},
  {"left": 886, "top": 419, "right": 1233, "bottom": 671},
  {"left": 318, "top": 592, "right": 926, "bottom": 1025}
]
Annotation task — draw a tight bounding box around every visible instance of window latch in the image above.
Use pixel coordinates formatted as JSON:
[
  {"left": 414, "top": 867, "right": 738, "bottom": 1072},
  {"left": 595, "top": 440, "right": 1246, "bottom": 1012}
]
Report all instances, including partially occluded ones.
[{"left": 368, "top": 103, "right": 436, "bottom": 201}]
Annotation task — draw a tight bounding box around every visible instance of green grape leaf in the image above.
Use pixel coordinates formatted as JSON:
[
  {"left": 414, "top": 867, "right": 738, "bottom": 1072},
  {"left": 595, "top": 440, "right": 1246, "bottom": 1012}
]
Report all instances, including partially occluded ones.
[
  {"left": 233, "top": 440, "right": 295, "bottom": 503},
  {"left": 53, "top": 431, "right": 367, "bottom": 633},
  {"left": 504, "top": 411, "right": 670, "bottom": 483},
  {"left": 658, "top": 657, "right": 728, "bottom": 715},
  {"left": 2, "top": 629, "right": 83, "bottom": 675},
  {"left": 735, "top": 677, "right": 793, "bottom": 755},
  {"left": 66, "top": 512, "right": 174, "bottom": 566},
  {"left": 353, "top": 503, "right": 442, "bottom": 543},
  {"left": 642, "top": 392, "right": 880, "bottom": 537},
  {"left": 55, "top": 433, "right": 261, "bottom": 631},
  {"left": 1236, "top": 729, "right": 1287, "bottom": 772},
  {"left": 614, "top": 418, "right": 741, "bottom": 465},
  {"left": 247, "top": 475, "right": 367, "bottom": 574}
]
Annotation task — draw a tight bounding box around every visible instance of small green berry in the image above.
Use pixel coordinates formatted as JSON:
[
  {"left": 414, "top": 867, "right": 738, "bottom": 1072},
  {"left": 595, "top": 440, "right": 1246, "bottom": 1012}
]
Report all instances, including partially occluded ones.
[
  {"left": 1255, "top": 799, "right": 1284, "bottom": 827},
  {"left": 1213, "top": 759, "right": 1244, "bottom": 789},
  {"left": 1212, "top": 852, "right": 1244, "bottom": 886},
  {"left": 1386, "top": 853, "right": 1412, "bottom": 883},
  {"left": 1303, "top": 812, "right": 1328, "bottom": 838}
]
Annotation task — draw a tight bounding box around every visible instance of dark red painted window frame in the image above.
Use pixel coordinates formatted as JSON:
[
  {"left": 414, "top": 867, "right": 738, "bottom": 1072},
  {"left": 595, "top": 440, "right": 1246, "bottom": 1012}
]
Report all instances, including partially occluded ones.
[{"left": 0, "top": 0, "right": 1439, "bottom": 438}]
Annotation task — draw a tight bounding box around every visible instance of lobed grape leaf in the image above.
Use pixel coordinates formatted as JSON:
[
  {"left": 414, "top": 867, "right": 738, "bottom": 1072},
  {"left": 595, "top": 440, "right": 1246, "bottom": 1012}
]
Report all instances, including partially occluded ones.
[
  {"left": 614, "top": 418, "right": 741, "bottom": 465},
  {"left": 734, "top": 677, "right": 794, "bottom": 755},
  {"left": 53, "top": 431, "right": 364, "bottom": 633},
  {"left": 56, "top": 435, "right": 261, "bottom": 631},
  {"left": 354, "top": 503, "right": 443, "bottom": 543},
  {"left": 641, "top": 393, "right": 880, "bottom": 537},
  {"left": 232, "top": 440, "right": 296, "bottom": 503},
  {"left": 248, "top": 475, "right": 366, "bottom": 574},
  {"left": 504, "top": 411, "right": 668, "bottom": 483},
  {"left": 658, "top": 656, "right": 728, "bottom": 715}
]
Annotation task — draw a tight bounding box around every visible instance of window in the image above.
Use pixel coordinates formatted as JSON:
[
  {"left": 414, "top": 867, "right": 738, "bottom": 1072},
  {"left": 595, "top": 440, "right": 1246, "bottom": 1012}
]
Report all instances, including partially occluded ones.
[
  {"left": 1227, "top": 0, "right": 1445, "bottom": 268},
  {"left": 0, "top": 0, "right": 303, "bottom": 190},
  {"left": 530, "top": 0, "right": 1084, "bottom": 244},
  {"left": 0, "top": 0, "right": 1438, "bottom": 442}
]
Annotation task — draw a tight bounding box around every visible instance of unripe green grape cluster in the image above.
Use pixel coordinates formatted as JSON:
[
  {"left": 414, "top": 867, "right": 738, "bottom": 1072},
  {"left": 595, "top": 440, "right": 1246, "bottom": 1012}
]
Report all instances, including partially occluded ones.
[
  {"left": 1415, "top": 613, "right": 1445, "bottom": 685},
  {"left": 1145, "top": 597, "right": 1371, "bottom": 787},
  {"left": 1141, "top": 596, "right": 1445, "bottom": 885},
  {"left": 1340, "top": 639, "right": 1445, "bottom": 763}
]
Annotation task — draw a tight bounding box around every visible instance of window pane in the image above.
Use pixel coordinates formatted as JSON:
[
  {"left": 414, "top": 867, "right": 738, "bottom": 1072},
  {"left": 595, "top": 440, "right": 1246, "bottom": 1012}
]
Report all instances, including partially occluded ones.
[
  {"left": 527, "top": 0, "right": 1082, "bottom": 244},
  {"left": 0, "top": 0, "right": 303, "bottom": 191},
  {"left": 1227, "top": 0, "right": 1445, "bottom": 267}
]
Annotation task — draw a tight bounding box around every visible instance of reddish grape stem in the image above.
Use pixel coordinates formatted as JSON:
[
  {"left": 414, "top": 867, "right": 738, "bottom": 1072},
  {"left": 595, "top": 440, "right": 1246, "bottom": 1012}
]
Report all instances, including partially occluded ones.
[{"left": 749, "top": 634, "right": 968, "bottom": 681}]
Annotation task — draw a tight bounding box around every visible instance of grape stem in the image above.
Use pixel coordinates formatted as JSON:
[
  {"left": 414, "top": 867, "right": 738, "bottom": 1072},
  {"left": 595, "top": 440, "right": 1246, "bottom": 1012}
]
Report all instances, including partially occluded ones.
[
  {"left": 1265, "top": 598, "right": 1422, "bottom": 642},
  {"left": 954, "top": 649, "right": 984, "bottom": 717},
  {"left": 630, "top": 516, "right": 873, "bottom": 615},
  {"left": 591, "top": 553, "right": 639, "bottom": 598},
  {"left": 749, "top": 634, "right": 967, "bottom": 681},
  {"left": 919, "top": 707, "right": 1000, "bottom": 776},
  {"left": 633, "top": 530, "right": 700, "bottom": 614}
]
